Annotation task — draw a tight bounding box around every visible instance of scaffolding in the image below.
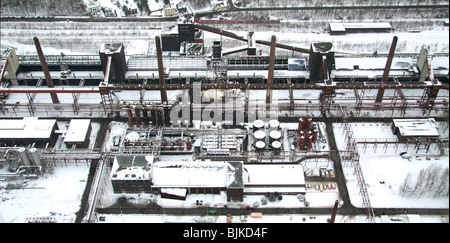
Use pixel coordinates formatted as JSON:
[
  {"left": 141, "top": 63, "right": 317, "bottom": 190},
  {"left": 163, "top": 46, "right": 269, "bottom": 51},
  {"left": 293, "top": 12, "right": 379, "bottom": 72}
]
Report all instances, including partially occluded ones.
[{"left": 338, "top": 105, "right": 375, "bottom": 223}]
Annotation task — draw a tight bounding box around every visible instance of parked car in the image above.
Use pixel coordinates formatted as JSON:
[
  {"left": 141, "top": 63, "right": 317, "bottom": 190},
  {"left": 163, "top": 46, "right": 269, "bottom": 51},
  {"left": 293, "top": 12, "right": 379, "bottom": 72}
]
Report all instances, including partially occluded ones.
[{"left": 329, "top": 170, "right": 335, "bottom": 178}]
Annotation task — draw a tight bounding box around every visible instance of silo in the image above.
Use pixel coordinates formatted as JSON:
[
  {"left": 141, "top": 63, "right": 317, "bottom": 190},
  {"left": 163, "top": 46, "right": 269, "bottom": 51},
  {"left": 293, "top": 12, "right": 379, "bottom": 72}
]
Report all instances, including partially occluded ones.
[
  {"left": 271, "top": 141, "right": 282, "bottom": 155},
  {"left": 298, "top": 130, "right": 305, "bottom": 138},
  {"left": 299, "top": 136, "right": 306, "bottom": 150},
  {"left": 298, "top": 118, "right": 304, "bottom": 132},
  {"left": 268, "top": 119, "right": 280, "bottom": 131},
  {"left": 252, "top": 119, "right": 265, "bottom": 132},
  {"left": 179, "top": 140, "right": 183, "bottom": 151},
  {"left": 305, "top": 117, "right": 313, "bottom": 132},
  {"left": 186, "top": 139, "right": 192, "bottom": 150},
  {"left": 306, "top": 135, "right": 313, "bottom": 150},
  {"left": 255, "top": 141, "right": 266, "bottom": 152},
  {"left": 269, "top": 130, "right": 281, "bottom": 143},
  {"left": 253, "top": 130, "right": 266, "bottom": 142},
  {"left": 18, "top": 148, "right": 31, "bottom": 166},
  {"left": 29, "top": 147, "right": 42, "bottom": 166}
]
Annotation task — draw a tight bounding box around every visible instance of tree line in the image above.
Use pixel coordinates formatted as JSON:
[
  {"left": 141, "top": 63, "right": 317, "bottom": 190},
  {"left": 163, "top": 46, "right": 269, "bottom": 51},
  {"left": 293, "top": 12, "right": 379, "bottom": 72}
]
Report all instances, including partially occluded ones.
[{"left": 399, "top": 164, "right": 449, "bottom": 198}]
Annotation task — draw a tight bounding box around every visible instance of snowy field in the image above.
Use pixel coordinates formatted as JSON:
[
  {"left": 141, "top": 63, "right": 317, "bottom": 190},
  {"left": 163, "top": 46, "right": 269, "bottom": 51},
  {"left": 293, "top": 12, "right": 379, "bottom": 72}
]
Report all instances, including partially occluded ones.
[
  {"left": 333, "top": 122, "right": 449, "bottom": 209},
  {"left": 97, "top": 213, "right": 448, "bottom": 223},
  {"left": 1, "top": 20, "right": 448, "bottom": 56},
  {"left": 0, "top": 163, "right": 90, "bottom": 223}
]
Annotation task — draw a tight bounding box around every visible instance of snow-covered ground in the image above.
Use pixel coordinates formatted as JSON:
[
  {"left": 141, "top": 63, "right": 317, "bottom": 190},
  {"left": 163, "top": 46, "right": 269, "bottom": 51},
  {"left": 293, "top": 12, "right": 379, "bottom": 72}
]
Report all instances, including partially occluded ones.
[
  {"left": 0, "top": 1, "right": 448, "bottom": 224},
  {"left": 1, "top": 18, "right": 448, "bottom": 56},
  {"left": 0, "top": 163, "right": 90, "bottom": 223},
  {"left": 97, "top": 213, "right": 448, "bottom": 223},
  {"left": 333, "top": 122, "right": 449, "bottom": 209}
]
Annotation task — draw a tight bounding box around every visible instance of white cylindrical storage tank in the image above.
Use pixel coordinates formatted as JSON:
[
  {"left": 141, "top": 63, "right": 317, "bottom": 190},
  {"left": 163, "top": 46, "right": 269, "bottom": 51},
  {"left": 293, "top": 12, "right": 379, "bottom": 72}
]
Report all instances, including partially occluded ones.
[
  {"left": 269, "top": 130, "right": 281, "bottom": 143},
  {"left": 255, "top": 141, "right": 266, "bottom": 152},
  {"left": 253, "top": 130, "right": 266, "bottom": 142},
  {"left": 29, "top": 147, "right": 42, "bottom": 166},
  {"left": 125, "top": 132, "right": 140, "bottom": 142},
  {"left": 271, "top": 141, "right": 282, "bottom": 155},
  {"left": 268, "top": 120, "right": 280, "bottom": 131},
  {"left": 18, "top": 148, "right": 31, "bottom": 166},
  {"left": 252, "top": 119, "right": 265, "bottom": 132}
]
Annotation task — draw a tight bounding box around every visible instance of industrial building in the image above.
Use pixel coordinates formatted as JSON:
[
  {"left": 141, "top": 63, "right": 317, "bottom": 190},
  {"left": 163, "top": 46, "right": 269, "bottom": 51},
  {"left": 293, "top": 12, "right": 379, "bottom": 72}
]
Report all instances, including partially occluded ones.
[
  {"left": 111, "top": 155, "right": 153, "bottom": 193},
  {"left": 111, "top": 155, "right": 244, "bottom": 201},
  {"left": 63, "top": 119, "right": 92, "bottom": 148},
  {"left": 329, "top": 22, "right": 393, "bottom": 35},
  {"left": 0, "top": 117, "right": 58, "bottom": 147},
  {"left": 0, "top": 16, "right": 448, "bottom": 224},
  {"left": 392, "top": 118, "right": 441, "bottom": 141}
]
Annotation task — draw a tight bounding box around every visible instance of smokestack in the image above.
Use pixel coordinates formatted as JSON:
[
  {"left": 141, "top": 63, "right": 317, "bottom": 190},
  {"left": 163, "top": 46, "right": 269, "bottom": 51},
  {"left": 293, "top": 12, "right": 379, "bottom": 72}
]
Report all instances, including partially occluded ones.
[
  {"left": 330, "top": 200, "right": 339, "bottom": 223},
  {"left": 376, "top": 36, "right": 398, "bottom": 103},
  {"left": 266, "top": 35, "right": 276, "bottom": 109},
  {"left": 33, "top": 37, "right": 59, "bottom": 104},
  {"left": 155, "top": 36, "right": 168, "bottom": 104}
]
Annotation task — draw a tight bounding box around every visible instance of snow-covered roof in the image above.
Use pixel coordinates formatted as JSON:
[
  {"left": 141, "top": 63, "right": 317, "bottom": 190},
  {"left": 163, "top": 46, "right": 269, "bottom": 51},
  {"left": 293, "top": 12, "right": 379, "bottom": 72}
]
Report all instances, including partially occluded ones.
[
  {"left": 335, "top": 57, "right": 414, "bottom": 70},
  {"left": 100, "top": 43, "right": 124, "bottom": 54},
  {"left": 151, "top": 161, "right": 243, "bottom": 188},
  {"left": 0, "top": 117, "right": 56, "bottom": 139},
  {"left": 64, "top": 119, "right": 91, "bottom": 143},
  {"left": 330, "top": 22, "right": 392, "bottom": 32},
  {"left": 127, "top": 56, "right": 207, "bottom": 71},
  {"left": 244, "top": 164, "right": 305, "bottom": 186},
  {"left": 111, "top": 155, "right": 154, "bottom": 181},
  {"left": 393, "top": 118, "right": 440, "bottom": 137},
  {"left": 431, "top": 56, "right": 450, "bottom": 70}
]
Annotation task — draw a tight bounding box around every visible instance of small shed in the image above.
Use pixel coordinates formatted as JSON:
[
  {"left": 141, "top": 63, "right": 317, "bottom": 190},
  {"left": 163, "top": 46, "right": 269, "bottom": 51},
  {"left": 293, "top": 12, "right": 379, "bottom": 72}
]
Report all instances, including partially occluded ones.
[{"left": 64, "top": 119, "right": 92, "bottom": 148}]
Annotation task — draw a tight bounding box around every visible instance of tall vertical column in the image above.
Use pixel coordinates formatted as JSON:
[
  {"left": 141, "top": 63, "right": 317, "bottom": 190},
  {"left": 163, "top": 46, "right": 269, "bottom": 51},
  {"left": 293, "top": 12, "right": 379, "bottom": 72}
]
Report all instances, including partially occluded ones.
[
  {"left": 142, "top": 109, "right": 149, "bottom": 126},
  {"left": 4, "top": 48, "right": 19, "bottom": 86},
  {"left": 156, "top": 36, "right": 170, "bottom": 127},
  {"left": 376, "top": 36, "right": 398, "bottom": 103},
  {"left": 155, "top": 36, "right": 168, "bottom": 104},
  {"left": 330, "top": 200, "right": 339, "bottom": 223},
  {"left": 127, "top": 109, "right": 133, "bottom": 126},
  {"left": 135, "top": 107, "right": 141, "bottom": 127},
  {"left": 33, "top": 37, "right": 59, "bottom": 104},
  {"left": 266, "top": 35, "right": 276, "bottom": 109}
]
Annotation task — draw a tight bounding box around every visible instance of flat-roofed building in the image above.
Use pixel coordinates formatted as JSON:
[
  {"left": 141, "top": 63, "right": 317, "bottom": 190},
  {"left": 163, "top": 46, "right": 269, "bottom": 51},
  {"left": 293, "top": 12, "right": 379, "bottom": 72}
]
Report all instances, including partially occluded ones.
[
  {"left": 392, "top": 118, "right": 440, "bottom": 141},
  {"left": 0, "top": 117, "right": 58, "bottom": 147},
  {"left": 110, "top": 156, "right": 244, "bottom": 201},
  {"left": 243, "top": 164, "right": 306, "bottom": 195},
  {"left": 63, "top": 119, "right": 92, "bottom": 148},
  {"left": 329, "top": 22, "right": 392, "bottom": 35}
]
